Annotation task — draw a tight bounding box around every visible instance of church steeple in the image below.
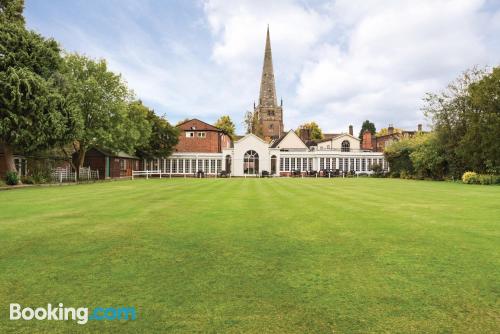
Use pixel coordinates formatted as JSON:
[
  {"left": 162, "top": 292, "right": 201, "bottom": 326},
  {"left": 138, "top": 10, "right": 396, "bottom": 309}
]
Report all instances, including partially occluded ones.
[
  {"left": 254, "top": 26, "right": 284, "bottom": 141},
  {"left": 258, "top": 26, "right": 278, "bottom": 108}
]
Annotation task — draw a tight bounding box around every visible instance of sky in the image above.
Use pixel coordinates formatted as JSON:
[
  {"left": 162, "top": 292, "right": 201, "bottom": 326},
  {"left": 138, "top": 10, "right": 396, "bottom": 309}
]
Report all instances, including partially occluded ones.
[{"left": 25, "top": 0, "right": 500, "bottom": 135}]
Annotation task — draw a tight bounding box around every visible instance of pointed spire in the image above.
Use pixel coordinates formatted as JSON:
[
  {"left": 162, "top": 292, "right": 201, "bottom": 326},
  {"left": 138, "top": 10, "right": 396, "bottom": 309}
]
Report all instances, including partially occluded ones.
[{"left": 258, "top": 26, "right": 277, "bottom": 107}]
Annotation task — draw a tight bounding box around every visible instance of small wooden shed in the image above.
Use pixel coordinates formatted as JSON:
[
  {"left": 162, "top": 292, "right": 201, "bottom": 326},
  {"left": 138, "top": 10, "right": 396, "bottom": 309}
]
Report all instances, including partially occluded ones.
[{"left": 84, "top": 148, "right": 140, "bottom": 179}]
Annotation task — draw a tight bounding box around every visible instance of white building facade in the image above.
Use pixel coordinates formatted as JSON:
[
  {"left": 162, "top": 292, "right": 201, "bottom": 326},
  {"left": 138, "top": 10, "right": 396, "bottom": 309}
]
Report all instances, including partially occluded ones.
[{"left": 144, "top": 132, "right": 387, "bottom": 177}]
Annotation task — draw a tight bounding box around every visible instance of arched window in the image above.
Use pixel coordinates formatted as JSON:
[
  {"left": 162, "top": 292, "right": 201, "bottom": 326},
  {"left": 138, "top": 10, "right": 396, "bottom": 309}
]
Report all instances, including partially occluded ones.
[
  {"left": 225, "top": 155, "right": 232, "bottom": 173},
  {"left": 244, "top": 150, "right": 259, "bottom": 175},
  {"left": 271, "top": 155, "right": 277, "bottom": 175},
  {"left": 341, "top": 140, "right": 350, "bottom": 152}
]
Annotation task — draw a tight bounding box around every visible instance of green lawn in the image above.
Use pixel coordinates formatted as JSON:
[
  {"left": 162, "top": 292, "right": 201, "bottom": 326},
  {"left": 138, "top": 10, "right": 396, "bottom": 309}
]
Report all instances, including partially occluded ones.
[{"left": 0, "top": 178, "right": 499, "bottom": 333}]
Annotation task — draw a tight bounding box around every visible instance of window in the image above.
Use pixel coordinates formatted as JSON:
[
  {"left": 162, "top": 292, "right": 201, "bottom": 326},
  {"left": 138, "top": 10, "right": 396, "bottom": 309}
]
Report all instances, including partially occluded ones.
[
  {"left": 355, "top": 158, "right": 360, "bottom": 171},
  {"left": 327, "top": 145, "right": 331, "bottom": 149},
  {"left": 172, "top": 160, "right": 177, "bottom": 173},
  {"left": 285, "top": 158, "right": 290, "bottom": 171},
  {"left": 361, "top": 158, "right": 366, "bottom": 171},
  {"left": 191, "top": 159, "right": 197, "bottom": 173},
  {"left": 320, "top": 158, "right": 324, "bottom": 170},
  {"left": 244, "top": 150, "right": 259, "bottom": 174},
  {"left": 186, "top": 132, "right": 194, "bottom": 138},
  {"left": 291, "top": 158, "right": 296, "bottom": 170},
  {"left": 326, "top": 158, "right": 331, "bottom": 169},
  {"left": 120, "top": 159, "right": 128, "bottom": 170},
  {"left": 350, "top": 158, "right": 354, "bottom": 171},
  {"left": 166, "top": 159, "right": 171, "bottom": 173},
  {"left": 280, "top": 158, "right": 284, "bottom": 171},
  {"left": 210, "top": 160, "right": 216, "bottom": 174},
  {"left": 339, "top": 158, "right": 343, "bottom": 171},
  {"left": 197, "top": 132, "right": 206, "bottom": 138},
  {"left": 217, "top": 160, "right": 222, "bottom": 173},
  {"left": 341, "top": 140, "right": 350, "bottom": 152},
  {"left": 302, "top": 158, "right": 307, "bottom": 171},
  {"left": 225, "top": 155, "right": 232, "bottom": 173},
  {"left": 178, "top": 159, "right": 184, "bottom": 173},
  {"left": 271, "top": 155, "right": 277, "bottom": 174}
]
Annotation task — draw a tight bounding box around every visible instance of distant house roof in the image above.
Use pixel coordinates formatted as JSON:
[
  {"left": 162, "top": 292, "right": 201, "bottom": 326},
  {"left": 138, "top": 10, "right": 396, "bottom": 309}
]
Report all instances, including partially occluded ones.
[
  {"left": 91, "top": 147, "right": 139, "bottom": 159},
  {"left": 323, "top": 133, "right": 341, "bottom": 140}
]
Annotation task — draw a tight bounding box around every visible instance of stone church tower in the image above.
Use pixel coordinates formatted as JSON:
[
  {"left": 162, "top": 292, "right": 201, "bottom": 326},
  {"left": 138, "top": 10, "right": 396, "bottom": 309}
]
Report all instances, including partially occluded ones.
[{"left": 254, "top": 27, "right": 284, "bottom": 141}]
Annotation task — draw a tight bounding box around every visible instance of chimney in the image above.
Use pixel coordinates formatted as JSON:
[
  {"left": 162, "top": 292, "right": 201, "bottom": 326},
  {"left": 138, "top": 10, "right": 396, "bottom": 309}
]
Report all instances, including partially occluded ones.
[
  {"left": 299, "top": 128, "right": 311, "bottom": 141},
  {"left": 349, "top": 125, "right": 353, "bottom": 136},
  {"left": 418, "top": 124, "right": 422, "bottom": 132},
  {"left": 362, "top": 130, "right": 373, "bottom": 150},
  {"left": 388, "top": 124, "right": 394, "bottom": 135}
]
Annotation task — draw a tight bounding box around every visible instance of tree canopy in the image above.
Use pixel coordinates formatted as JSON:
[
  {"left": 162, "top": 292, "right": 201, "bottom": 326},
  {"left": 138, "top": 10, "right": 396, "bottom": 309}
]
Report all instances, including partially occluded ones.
[
  {"left": 423, "top": 67, "right": 499, "bottom": 176},
  {"left": 135, "top": 102, "right": 179, "bottom": 159},
  {"left": 358, "top": 120, "right": 376, "bottom": 139},
  {"left": 60, "top": 53, "right": 150, "bottom": 174},
  {"left": 214, "top": 115, "right": 236, "bottom": 139},
  {"left": 296, "top": 122, "right": 323, "bottom": 140},
  {"left": 0, "top": 1, "right": 77, "bottom": 173}
]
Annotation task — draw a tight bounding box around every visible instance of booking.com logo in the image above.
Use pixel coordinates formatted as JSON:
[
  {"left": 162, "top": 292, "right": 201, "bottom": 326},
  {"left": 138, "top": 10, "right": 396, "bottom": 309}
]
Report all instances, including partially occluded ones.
[{"left": 10, "top": 303, "right": 136, "bottom": 325}]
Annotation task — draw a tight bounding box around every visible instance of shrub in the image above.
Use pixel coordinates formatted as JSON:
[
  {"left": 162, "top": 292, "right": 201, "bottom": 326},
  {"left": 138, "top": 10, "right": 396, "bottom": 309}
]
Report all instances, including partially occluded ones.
[
  {"left": 21, "top": 176, "right": 35, "bottom": 184},
  {"left": 477, "top": 174, "right": 500, "bottom": 185},
  {"left": 5, "top": 171, "right": 19, "bottom": 185},
  {"left": 400, "top": 170, "right": 409, "bottom": 179},
  {"left": 462, "top": 171, "right": 478, "bottom": 184}
]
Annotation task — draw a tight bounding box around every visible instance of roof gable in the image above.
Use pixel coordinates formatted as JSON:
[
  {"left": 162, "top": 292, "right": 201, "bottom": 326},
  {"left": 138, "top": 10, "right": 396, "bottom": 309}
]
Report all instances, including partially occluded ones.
[
  {"left": 271, "top": 130, "right": 308, "bottom": 149},
  {"left": 177, "top": 119, "right": 219, "bottom": 131},
  {"left": 235, "top": 133, "right": 269, "bottom": 145}
]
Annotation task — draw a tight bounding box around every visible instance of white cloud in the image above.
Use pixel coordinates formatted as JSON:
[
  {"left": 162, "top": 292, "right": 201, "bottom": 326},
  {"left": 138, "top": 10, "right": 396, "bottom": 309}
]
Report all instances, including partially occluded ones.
[
  {"left": 26, "top": 0, "right": 500, "bottom": 134},
  {"left": 294, "top": 0, "right": 500, "bottom": 133}
]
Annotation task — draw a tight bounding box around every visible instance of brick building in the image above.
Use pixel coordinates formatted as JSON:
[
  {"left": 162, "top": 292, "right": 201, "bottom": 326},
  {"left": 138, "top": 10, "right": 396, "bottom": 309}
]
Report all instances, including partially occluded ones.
[
  {"left": 175, "top": 119, "right": 232, "bottom": 153},
  {"left": 361, "top": 124, "right": 425, "bottom": 152}
]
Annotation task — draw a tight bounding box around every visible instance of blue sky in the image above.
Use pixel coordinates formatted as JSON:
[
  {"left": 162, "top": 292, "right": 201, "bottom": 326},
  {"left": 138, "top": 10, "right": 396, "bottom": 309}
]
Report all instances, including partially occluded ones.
[{"left": 25, "top": 0, "right": 500, "bottom": 135}]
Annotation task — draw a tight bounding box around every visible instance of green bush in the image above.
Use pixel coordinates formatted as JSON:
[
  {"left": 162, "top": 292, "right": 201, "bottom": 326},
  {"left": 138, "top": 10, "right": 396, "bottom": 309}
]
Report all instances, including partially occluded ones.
[
  {"left": 462, "top": 171, "right": 500, "bottom": 185},
  {"left": 477, "top": 174, "right": 500, "bottom": 185},
  {"left": 21, "top": 176, "right": 35, "bottom": 184},
  {"left": 400, "top": 170, "right": 409, "bottom": 179},
  {"left": 5, "top": 171, "right": 19, "bottom": 185}
]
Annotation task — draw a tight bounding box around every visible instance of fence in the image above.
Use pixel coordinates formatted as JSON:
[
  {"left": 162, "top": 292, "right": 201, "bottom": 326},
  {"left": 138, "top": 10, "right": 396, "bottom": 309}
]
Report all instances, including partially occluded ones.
[
  {"left": 132, "top": 170, "right": 230, "bottom": 179},
  {"left": 51, "top": 167, "right": 99, "bottom": 183}
]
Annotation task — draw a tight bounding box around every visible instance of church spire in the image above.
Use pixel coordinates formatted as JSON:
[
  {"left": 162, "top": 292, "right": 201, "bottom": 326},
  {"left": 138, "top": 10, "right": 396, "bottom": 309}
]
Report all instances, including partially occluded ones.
[{"left": 258, "top": 26, "right": 278, "bottom": 107}]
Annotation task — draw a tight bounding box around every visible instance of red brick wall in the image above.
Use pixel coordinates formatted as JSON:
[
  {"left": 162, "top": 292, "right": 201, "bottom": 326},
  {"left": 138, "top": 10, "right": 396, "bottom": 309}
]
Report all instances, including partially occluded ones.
[
  {"left": 361, "top": 131, "right": 373, "bottom": 150},
  {"left": 174, "top": 119, "right": 231, "bottom": 153}
]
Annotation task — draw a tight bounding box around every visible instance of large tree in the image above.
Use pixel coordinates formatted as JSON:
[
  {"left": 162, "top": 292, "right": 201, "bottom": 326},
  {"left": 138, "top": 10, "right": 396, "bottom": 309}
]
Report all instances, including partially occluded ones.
[
  {"left": 422, "top": 67, "right": 494, "bottom": 176},
  {"left": 296, "top": 122, "right": 323, "bottom": 140},
  {"left": 214, "top": 115, "right": 236, "bottom": 139},
  {"left": 358, "top": 120, "right": 376, "bottom": 139},
  {"left": 135, "top": 101, "right": 179, "bottom": 159},
  {"left": 0, "top": 0, "right": 77, "bottom": 174},
  {"left": 61, "top": 54, "right": 150, "bottom": 176}
]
